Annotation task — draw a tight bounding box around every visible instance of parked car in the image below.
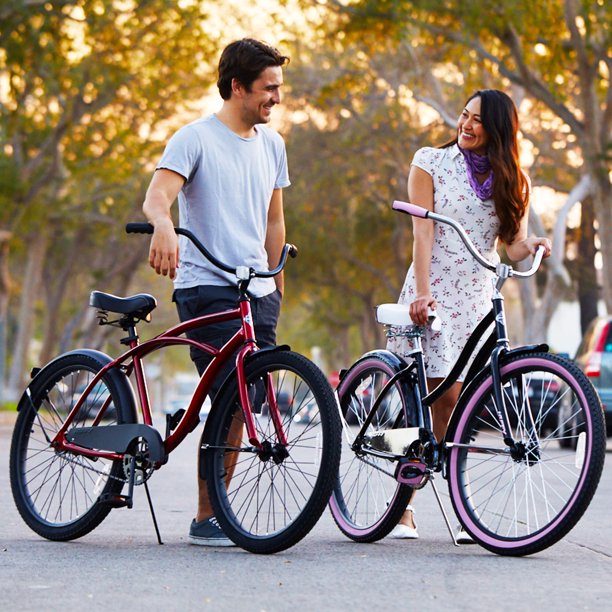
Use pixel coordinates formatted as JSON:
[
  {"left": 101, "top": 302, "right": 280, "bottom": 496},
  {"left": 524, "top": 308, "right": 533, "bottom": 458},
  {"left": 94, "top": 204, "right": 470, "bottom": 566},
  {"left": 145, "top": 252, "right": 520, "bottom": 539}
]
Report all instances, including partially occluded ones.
[
  {"left": 478, "top": 371, "right": 562, "bottom": 435},
  {"left": 572, "top": 315, "right": 612, "bottom": 437}
]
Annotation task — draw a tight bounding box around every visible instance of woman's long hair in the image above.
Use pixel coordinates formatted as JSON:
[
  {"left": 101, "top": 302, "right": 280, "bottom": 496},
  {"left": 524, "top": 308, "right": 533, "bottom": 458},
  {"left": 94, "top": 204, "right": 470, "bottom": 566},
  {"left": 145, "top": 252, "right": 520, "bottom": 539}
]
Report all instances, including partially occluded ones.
[{"left": 444, "top": 89, "right": 528, "bottom": 244}]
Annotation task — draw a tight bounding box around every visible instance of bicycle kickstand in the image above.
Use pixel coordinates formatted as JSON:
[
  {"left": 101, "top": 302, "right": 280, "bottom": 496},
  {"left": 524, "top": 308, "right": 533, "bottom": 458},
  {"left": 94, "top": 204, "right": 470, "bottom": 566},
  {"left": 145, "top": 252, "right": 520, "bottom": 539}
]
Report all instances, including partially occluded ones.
[
  {"left": 429, "top": 476, "right": 459, "bottom": 547},
  {"left": 144, "top": 480, "right": 164, "bottom": 545}
]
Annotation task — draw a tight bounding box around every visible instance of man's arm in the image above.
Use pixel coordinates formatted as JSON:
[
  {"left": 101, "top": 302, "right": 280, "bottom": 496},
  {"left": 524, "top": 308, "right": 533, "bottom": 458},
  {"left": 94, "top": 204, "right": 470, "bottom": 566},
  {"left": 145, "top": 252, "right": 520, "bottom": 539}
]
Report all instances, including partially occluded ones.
[
  {"left": 265, "top": 188, "right": 286, "bottom": 295},
  {"left": 142, "top": 168, "right": 185, "bottom": 279}
]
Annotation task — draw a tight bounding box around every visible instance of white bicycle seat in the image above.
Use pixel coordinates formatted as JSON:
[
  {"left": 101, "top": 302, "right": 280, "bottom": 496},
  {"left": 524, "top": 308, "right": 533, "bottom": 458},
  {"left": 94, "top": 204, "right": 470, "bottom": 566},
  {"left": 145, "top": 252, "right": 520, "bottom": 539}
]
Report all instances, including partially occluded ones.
[
  {"left": 375, "top": 303, "right": 411, "bottom": 326},
  {"left": 375, "top": 303, "right": 441, "bottom": 331}
]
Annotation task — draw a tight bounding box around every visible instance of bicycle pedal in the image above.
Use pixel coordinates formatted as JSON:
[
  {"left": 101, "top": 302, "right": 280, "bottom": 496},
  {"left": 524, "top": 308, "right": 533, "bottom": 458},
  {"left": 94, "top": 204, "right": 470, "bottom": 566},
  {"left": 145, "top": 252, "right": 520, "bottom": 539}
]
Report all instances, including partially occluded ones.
[
  {"left": 165, "top": 409, "right": 186, "bottom": 436},
  {"left": 99, "top": 493, "right": 133, "bottom": 509},
  {"left": 395, "top": 458, "right": 429, "bottom": 488}
]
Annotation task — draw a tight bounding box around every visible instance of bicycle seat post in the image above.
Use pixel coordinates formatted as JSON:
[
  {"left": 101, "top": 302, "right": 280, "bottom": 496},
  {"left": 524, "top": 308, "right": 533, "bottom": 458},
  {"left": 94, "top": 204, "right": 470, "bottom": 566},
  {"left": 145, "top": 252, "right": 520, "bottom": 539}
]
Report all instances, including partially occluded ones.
[{"left": 120, "top": 319, "right": 140, "bottom": 349}]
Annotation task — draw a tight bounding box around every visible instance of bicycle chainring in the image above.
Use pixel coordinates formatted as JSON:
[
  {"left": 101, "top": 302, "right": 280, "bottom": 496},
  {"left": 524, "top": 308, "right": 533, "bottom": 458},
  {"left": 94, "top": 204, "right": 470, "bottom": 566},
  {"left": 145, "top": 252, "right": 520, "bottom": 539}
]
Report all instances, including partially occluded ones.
[{"left": 123, "top": 438, "right": 155, "bottom": 485}]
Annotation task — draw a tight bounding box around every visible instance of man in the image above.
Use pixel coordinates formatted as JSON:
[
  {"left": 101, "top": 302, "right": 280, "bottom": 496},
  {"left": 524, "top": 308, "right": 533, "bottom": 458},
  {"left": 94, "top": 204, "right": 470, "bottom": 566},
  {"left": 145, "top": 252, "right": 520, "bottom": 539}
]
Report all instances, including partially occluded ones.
[{"left": 142, "top": 38, "right": 290, "bottom": 546}]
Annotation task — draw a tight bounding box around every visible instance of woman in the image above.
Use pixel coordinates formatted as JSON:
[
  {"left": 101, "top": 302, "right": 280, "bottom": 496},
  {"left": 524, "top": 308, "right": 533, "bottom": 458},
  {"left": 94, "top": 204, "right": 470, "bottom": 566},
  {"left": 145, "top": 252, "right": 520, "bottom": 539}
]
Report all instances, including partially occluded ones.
[{"left": 388, "top": 89, "right": 551, "bottom": 540}]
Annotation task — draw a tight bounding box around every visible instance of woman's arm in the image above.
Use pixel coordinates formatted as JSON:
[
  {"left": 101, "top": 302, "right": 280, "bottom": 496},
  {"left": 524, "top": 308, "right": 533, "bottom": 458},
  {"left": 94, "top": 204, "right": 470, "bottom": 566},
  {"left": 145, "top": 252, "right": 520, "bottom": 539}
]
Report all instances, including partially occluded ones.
[
  {"left": 407, "top": 165, "right": 437, "bottom": 325},
  {"left": 504, "top": 204, "right": 552, "bottom": 261}
]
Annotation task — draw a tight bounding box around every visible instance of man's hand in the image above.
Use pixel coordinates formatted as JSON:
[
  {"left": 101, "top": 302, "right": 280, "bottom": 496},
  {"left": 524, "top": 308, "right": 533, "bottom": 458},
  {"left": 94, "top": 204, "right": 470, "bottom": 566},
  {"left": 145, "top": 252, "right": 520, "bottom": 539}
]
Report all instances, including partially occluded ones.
[
  {"left": 149, "top": 218, "right": 179, "bottom": 279},
  {"left": 142, "top": 169, "right": 185, "bottom": 280}
]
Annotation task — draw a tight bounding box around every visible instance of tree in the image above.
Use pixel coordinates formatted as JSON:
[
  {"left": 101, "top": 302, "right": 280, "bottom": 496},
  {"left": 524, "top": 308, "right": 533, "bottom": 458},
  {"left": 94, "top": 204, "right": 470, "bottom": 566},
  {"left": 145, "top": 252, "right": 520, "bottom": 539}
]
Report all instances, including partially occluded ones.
[
  {"left": 0, "top": 1, "right": 219, "bottom": 396},
  {"left": 281, "top": 34, "right": 459, "bottom": 364},
  {"left": 319, "top": 0, "right": 611, "bottom": 318}
]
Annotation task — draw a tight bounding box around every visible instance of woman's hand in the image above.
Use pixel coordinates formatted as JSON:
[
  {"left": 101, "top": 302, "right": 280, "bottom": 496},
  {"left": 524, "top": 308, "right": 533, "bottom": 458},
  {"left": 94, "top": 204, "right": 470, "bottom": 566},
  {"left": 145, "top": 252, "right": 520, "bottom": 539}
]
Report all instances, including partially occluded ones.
[
  {"left": 506, "top": 235, "right": 552, "bottom": 261},
  {"left": 523, "top": 236, "right": 552, "bottom": 258},
  {"left": 409, "top": 294, "right": 437, "bottom": 326}
]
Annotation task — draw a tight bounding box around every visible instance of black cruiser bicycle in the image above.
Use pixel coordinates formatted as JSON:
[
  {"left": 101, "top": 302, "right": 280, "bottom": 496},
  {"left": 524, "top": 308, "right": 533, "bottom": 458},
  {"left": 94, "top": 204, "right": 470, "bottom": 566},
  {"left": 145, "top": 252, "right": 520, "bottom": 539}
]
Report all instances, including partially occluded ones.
[{"left": 329, "top": 200, "right": 606, "bottom": 556}]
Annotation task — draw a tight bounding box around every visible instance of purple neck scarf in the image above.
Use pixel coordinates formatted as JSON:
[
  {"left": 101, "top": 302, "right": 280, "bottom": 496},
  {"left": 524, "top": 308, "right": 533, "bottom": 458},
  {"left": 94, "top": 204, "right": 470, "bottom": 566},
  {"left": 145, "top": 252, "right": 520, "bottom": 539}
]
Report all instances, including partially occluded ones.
[{"left": 460, "top": 146, "right": 493, "bottom": 200}]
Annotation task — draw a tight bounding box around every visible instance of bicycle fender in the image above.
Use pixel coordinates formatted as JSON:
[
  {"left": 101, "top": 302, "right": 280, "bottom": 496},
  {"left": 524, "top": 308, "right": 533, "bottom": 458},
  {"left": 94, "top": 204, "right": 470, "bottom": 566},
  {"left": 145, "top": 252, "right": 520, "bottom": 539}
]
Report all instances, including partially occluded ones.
[
  {"left": 245, "top": 344, "right": 291, "bottom": 360},
  {"left": 18, "top": 349, "right": 108, "bottom": 412},
  {"left": 339, "top": 349, "right": 410, "bottom": 383},
  {"left": 17, "top": 349, "right": 137, "bottom": 424},
  {"left": 444, "top": 343, "right": 549, "bottom": 444},
  {"left": 200, "top": 343, "right": 291, "bottom": 424}
]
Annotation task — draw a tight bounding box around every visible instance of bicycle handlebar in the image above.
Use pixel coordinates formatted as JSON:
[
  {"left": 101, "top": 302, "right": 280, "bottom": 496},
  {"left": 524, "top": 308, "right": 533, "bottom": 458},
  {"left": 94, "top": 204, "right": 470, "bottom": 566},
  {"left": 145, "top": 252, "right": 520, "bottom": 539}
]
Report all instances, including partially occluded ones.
[
  {"left": 126, "top": 222, "right": 298, "bottom": 279},
  {"left": 392, "top": 200, "right": 545, "bottom": 278}
]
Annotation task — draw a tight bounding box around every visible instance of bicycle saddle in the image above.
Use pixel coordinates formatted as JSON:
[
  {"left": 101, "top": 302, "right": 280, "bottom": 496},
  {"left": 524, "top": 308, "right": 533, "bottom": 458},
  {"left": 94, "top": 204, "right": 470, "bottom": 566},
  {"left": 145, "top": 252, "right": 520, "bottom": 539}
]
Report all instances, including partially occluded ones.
[
  {"left": 90, "top": 291, "right": 157, "bottom": 320},
  {"left": 376, "top": 304, "right": 441, "bottom": 331}
]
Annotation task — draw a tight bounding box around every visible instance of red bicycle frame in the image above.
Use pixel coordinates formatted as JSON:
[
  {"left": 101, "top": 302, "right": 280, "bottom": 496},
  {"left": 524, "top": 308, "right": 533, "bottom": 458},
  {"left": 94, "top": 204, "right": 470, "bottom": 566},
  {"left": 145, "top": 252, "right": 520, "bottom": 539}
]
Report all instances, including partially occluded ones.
[{"left": 52, "top": 297, "right": 287, "bottom": 461}]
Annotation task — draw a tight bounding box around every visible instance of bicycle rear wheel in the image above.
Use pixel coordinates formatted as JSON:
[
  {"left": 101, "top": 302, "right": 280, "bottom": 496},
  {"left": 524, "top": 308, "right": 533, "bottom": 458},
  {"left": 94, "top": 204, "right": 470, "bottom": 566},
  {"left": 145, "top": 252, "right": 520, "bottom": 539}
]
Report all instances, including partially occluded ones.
[
  {"left": 329, "top": 352, "right": 415, "bottom": 542},
  {"left": 447, "top": 352, "right": 606, "bottom": 556},
  {"left": 203, "top": 350, "right": 341, "bottom": 554},
  {"left": 10, "top": 350, "right": 136, "bottom": 541}
]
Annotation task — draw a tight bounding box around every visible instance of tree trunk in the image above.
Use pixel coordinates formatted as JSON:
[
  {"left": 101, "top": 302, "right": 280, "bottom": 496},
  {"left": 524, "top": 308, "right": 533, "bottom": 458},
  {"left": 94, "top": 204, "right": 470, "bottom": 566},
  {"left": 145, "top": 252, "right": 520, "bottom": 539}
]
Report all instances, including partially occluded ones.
[
  {"left": 73, "top": 238, "right": 150, "bottom": 352},
  {"left": 519, "top": 178, "right": 589, "bottom": 346},
  {"left": 0, "top": 230, "right": 12, "bottom": 402},
  {"left": 38, "top": 229, "right": 84, "bottom": 364},
  {"left": 576, "top": 196, "right": 599, "bottom": 333},
  {"left": 590, "top": 170, "right": 612, "bottom": 313},
  {"left": 7, "top": 230, "right": 49, "bottom": 398}
]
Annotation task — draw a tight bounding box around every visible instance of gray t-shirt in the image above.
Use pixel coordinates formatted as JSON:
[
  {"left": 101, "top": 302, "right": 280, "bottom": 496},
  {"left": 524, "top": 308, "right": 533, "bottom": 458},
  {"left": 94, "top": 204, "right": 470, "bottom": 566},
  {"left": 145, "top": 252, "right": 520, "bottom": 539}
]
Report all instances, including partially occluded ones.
[{"left": 157, "top": 114, "right": 290, "bottom": 297}]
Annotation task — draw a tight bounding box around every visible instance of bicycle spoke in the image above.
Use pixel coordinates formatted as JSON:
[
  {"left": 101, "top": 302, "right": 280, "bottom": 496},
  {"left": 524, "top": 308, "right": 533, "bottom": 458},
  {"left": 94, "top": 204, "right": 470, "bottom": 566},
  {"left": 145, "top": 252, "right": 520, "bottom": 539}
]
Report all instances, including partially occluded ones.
[
  {"left": 205, "top": 350, "right": 340, "bottom": 553},
  {"left": 448, "top": 353, "right": 606, "bottom": 555}
]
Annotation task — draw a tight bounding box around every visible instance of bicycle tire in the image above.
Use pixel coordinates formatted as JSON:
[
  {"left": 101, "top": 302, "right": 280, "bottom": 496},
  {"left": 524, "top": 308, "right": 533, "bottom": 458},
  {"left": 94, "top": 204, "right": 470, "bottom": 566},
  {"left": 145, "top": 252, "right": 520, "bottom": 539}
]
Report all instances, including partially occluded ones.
[
  {"left": 203, "top": 349, "right": 341, "bottom": 554},
  {"left": 10, "top": 350, "right": 137, "bottom": 541},
  {"left": 446, "top": 351, "right": 606, "bottom": 556},
  {"left": 328, "top": 352, "right": 415, "bottom": 542}
]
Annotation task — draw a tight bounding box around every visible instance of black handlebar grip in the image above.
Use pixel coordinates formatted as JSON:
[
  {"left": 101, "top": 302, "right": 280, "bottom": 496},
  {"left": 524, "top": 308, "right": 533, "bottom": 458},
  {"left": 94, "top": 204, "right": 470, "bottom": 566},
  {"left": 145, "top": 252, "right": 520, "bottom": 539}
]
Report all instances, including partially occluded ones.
[
  {"left": 126, "top": 222, "right": 154, "bottom": 234},
  {"left": 288, "top": 244, "right": 298, "bottom": 258}
]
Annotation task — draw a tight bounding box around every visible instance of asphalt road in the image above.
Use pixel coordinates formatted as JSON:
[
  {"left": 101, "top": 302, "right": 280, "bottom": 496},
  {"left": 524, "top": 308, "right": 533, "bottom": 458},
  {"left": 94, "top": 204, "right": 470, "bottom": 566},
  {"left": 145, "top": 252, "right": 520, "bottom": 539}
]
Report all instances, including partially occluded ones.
[{"left": 1, "top": 411, "right": 611, "bottom": 611}]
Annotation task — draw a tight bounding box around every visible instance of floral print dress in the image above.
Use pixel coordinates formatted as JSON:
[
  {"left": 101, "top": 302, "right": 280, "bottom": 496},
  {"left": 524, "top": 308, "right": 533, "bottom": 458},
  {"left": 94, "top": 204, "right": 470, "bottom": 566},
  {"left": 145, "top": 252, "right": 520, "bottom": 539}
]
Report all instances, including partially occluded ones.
[{"left": 387, "top": 144, "right": 501, "bottom": 379}]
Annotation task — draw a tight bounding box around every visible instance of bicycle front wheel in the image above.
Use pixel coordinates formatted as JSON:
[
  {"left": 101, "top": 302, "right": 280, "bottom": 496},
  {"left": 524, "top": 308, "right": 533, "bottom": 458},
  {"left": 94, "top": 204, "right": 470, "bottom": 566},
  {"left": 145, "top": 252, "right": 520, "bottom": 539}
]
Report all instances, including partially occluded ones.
[
  {"left": 204, "top": 350, "right": 341, "bottom": 554},
  {"left": 329, "top": 353, "right": 415, "bottom": 542},
  {"left": 9, "top": 351, "right": 136, "bottom": 541},
  {"left": 447, "top": 352, "right": 606, "bottom": 556}
]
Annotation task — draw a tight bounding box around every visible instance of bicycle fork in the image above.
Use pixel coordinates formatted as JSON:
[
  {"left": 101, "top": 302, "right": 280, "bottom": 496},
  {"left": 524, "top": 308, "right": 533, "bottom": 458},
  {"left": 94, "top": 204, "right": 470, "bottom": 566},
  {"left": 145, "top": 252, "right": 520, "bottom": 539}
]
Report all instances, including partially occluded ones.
[
  {"left": 234, "top": 346, "right": 288, "bottom": 455},
  {"left": 489, "top": 280, "right": 540, "bottom": 454}
]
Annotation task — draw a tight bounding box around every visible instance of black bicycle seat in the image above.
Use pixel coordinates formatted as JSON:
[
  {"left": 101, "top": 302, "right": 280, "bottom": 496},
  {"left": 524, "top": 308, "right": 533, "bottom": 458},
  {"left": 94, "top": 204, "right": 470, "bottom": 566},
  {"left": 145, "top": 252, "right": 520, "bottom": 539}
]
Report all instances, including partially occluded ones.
[{"left": 89, "top": 291, "right": 157, "bottom": 319}]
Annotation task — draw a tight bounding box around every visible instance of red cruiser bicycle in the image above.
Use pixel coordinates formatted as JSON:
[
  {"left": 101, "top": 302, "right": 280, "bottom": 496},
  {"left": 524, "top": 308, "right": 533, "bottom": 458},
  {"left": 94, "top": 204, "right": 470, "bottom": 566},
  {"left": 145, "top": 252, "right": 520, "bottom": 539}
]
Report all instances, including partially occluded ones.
[{"left": 10, "top": 223, "right": 341, "bottom": 554}]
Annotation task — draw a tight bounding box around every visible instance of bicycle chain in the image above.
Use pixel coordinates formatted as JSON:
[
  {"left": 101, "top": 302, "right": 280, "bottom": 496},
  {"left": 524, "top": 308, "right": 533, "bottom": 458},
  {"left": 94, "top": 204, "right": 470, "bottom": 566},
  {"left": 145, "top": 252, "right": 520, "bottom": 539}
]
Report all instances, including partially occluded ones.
[
  {"left": 355, "top": 453, "right": 396, "bottom": 478},
  {"left": 27, "top": 386, "right": 153, "bottom": 486},
  {"left": 56, "top": 451, "right": 129, "bottom": 483}
]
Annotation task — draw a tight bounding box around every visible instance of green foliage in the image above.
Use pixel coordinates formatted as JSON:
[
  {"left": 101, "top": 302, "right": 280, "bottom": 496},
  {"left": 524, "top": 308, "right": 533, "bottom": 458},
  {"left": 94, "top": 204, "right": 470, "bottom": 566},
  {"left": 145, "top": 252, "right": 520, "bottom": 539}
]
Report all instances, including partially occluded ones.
[
  {"left": 0, "top": 400, "right": 17, "bottom": 412},
  {"left": 0, "top": 1, "right": 221, "bottom": 373},
  {"left": 286, "top": 0, "right": 611, "bottom": 363},
  {"left": 281, "top": 33, "right": 456, "bottom": 365},
  {"left": 2, "top": 0, "right": 609, "bottom": 380}
]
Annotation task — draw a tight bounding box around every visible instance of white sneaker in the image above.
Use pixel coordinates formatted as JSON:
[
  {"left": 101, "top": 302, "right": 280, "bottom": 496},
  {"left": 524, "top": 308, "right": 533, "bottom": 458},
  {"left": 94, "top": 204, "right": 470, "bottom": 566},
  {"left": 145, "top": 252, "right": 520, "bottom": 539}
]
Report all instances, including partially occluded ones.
[
  {"left": 389, "top": 505, "right": 418, "bottom": 539},
  {"left": 456, "top": 525, "right": 475, "bottom": 544}
]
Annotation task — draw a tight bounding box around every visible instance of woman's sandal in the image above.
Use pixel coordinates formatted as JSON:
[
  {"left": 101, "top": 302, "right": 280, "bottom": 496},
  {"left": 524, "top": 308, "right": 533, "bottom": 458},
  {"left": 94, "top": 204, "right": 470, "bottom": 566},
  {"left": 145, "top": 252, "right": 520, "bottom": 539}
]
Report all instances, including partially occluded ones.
[{"left": 389, "top": 505, "right": 419, "bottom": 539}]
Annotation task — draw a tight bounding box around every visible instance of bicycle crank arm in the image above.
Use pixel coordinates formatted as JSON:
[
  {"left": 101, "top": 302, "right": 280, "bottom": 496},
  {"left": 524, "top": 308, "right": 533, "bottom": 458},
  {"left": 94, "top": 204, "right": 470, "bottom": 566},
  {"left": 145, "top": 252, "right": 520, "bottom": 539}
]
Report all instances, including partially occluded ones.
[{"left": 65, "top": 424, "right": 166, "bottom": 464}]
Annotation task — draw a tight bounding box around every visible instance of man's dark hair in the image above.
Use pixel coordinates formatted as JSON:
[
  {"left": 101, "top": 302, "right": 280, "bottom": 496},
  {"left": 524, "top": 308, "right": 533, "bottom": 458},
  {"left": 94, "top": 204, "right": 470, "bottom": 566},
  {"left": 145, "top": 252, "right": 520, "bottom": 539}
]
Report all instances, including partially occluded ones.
[{"left": 217, "top": 38, "right": 289, "bottom": 100}]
